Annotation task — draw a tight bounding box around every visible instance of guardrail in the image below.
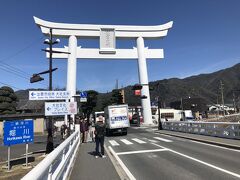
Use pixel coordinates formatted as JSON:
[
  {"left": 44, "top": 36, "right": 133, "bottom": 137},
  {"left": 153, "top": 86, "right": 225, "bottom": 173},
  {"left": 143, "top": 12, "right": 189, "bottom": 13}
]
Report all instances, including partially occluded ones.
[
  {"left": 162, "top": 121, "right": 240, "bottom": 139},
  {"left": 22, "top": 130, "right": 80, "bottom": 180}
]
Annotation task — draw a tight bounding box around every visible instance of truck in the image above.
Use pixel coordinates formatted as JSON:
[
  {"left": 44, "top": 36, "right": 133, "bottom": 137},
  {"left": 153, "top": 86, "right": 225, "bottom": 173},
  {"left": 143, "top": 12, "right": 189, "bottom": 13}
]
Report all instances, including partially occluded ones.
[
  {"left": 152, "top": 108, "right": 194, "bottom": 123},
  {"left": 104, "top": 104, "right": 130, "bottom": 136}
]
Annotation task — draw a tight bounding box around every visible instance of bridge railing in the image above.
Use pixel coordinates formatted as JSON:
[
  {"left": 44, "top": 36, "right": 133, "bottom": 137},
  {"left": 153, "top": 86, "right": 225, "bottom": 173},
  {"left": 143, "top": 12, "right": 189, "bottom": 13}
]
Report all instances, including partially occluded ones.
[
  {"left": 162, "top": 121, "right": 240, "bottom": 139},
  {"left": 21, "top": 130, "right": 80, "bottom": 180}
]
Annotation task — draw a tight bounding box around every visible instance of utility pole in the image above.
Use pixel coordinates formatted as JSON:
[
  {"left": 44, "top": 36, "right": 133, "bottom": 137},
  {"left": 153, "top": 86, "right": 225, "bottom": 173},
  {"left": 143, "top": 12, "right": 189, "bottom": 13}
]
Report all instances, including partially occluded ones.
[
  {"left": 216, "top": 95, "right": 219, "bottom": 120},
  {"left": 43, "top": 28, "right": 60, "bottom": 154},
  {"left": 233, "top": 91, "right": 236, "bottom": 113},
  {"left": 157, "top": 96, "right": 162, "bottom": 130},
  {"left": 220, "top": 80, "right": 225, "bottom": 116},
  {"left": 115, "top": 79, "right": 119, "bottom": 89},
  {"left": 180, "top": 97, "right": 185, "bottom": 121},
  {"left": 46, "top": 28, "right": 53, "bottom": 154}
]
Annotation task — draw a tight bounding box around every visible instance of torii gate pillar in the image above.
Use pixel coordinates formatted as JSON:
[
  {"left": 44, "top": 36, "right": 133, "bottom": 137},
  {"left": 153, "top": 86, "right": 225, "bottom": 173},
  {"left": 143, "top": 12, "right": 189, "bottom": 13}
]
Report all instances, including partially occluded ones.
[
  {"left": 67, "top": 36, "right": 77, "bottom": 97},
  {"left": 137, "top": 37, "right": 152, "bottom": 125}
]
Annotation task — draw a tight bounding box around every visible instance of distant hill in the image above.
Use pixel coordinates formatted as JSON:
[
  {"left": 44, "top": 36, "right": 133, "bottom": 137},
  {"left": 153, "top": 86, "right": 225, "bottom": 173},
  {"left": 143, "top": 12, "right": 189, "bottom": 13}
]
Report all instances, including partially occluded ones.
[
  {"left": 15, "top": 63, "right": 240, "bottom": 110},
  {"left": 124, "top": 63, "right": 240, "bottom": 107}
]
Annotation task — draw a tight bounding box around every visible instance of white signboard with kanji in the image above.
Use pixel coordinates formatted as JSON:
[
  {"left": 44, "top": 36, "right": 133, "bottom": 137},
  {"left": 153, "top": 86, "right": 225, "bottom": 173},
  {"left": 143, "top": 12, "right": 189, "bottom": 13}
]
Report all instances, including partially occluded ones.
[
  {"left": 29, "top": 91, "right": 70, "bottom": 100},
  {"left": 45, "top": 102, "right": 77, "bottom": 116}
]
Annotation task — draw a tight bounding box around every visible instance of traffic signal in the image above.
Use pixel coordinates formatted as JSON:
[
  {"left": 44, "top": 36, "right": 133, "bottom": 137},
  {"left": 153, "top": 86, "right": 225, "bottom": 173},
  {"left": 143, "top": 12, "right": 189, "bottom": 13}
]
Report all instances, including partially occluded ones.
[
  {"left": 141, "top": 95, "right": 147, "bottom": 99},
  {"left": 30, "top": 74, "right": 44, "bottom": 83},
  {"left": 132, "top": 84, "right": 143, "bottom": 90}
]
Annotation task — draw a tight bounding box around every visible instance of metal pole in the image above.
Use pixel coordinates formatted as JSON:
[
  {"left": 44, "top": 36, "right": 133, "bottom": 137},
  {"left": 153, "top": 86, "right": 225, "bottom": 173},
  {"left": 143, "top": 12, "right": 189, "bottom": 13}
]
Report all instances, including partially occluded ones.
[
  {"left": 233, "top": 91, "right": 236, "bottom": 113},
  {"left": 220, "top": 81, "right": 225, "bottom": 116},
  {"left": 217, "top": 95, "right": 219, "bottom": 120},
  {"left": 157, "top": 97, "right": 162, "bottom": 130},
  {"left": 46, "top": 28, "right": 54, "bottom": 154},
  {"left": 8, "top": 146, "right": 10, "bottom": 171},
  {"left": 26, "top": 143, "right": 28, "bottom": 167}
]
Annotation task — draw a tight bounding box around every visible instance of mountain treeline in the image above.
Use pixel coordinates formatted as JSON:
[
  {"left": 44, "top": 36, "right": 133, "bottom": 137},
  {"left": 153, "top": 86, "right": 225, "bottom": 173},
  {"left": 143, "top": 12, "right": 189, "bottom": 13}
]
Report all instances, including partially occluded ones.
[{"left": 15, "top": 63, "right": 240, "bottom": 111}]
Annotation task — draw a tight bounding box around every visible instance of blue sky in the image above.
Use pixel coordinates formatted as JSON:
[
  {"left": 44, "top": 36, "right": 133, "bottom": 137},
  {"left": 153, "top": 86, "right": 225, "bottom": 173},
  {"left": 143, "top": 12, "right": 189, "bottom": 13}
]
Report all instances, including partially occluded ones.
[{"left": 0, "top": 0, "right": 240, "bottom": 92}]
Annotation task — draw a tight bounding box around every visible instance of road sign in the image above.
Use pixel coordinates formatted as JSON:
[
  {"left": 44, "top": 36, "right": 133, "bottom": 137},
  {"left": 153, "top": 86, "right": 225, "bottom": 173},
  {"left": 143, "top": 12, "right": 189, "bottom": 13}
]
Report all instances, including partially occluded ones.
[
  {"left": 29, "top": 91, "right": 70, "bottom": 100},
  {"left": 80, "top": 91, "right": 87, "bottom": 102},
  {"left": 45, "top": 102, "right": 77, "bottom": 116},
  {"left": 80, "top": 92, "right": 87, "bottom": 98},
  {"left": 3, "top": 120, "right": 34, "bottom": 146}
]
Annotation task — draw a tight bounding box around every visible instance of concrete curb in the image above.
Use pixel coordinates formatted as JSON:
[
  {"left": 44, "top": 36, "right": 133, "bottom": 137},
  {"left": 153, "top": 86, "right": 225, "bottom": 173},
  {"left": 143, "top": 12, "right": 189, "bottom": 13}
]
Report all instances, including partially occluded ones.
[
  {"left": 105, "top": 144, "right": 129, "bottom": 180},
  {"left": 156, "top": 131, "right": 240, "bottom": 150}
]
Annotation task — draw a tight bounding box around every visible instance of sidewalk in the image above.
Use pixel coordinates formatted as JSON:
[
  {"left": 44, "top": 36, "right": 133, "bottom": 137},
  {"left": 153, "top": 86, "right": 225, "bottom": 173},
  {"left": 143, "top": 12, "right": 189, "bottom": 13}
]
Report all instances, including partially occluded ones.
[
  {"left": 156, "top": 130, "right": 240, "bottom": 150},
  {"left": 69, "top": 141, "right": 121, "bottom": 180}
]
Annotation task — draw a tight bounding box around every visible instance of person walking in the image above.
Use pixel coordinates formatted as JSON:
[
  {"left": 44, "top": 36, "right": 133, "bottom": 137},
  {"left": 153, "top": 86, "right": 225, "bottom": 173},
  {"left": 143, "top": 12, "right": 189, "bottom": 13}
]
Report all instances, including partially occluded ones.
[
  {"left": 94, "top": 115, "right": 106, "bottom": 158},
  {"left": 84, "top": 118, "right": 89, "bottom": 143},
  {"left": 80, "top": 117, "right": 86, "bottom": 143}
]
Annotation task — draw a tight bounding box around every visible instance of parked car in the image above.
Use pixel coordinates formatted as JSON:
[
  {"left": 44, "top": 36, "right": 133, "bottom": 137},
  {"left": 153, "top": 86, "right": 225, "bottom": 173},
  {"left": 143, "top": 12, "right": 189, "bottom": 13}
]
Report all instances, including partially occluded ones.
[{"left": 130, "top": 114, "right": 143, "bottom": 126}]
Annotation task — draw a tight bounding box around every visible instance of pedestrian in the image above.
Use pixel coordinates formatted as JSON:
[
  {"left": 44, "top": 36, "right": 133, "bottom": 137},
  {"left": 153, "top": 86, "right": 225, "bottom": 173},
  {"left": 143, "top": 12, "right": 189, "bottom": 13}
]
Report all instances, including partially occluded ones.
[
  {"left": 94, "top": 115, "right": 106, "bottom": 158},
  {"left": 61, "top": 124, "right": 65, "bottom": 140},
  {"left": 80, "top": 117, "right": 86, "bottom": 143},
  {"left": 89, "top": 117, "right": 95, "bottom": 142},
  {"left": 84, "top": 118, "right": 89, "bottom": 143}
]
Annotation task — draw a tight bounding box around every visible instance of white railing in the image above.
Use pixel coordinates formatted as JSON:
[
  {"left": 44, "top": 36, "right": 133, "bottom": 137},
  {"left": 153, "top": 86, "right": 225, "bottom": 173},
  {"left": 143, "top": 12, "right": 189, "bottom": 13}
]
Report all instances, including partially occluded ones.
[
  {"left": 162, "top": 121, "right": 240, "bottom": 139},
  {"left": 22, "top": 130, "right": 80, "bottom": 180}
]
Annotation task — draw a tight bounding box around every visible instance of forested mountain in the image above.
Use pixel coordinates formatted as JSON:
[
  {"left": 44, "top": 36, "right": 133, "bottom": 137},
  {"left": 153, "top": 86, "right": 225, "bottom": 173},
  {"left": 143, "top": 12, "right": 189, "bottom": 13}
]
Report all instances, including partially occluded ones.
[{"left": 15, "top": 63, "right": 240, "bottom": 110}]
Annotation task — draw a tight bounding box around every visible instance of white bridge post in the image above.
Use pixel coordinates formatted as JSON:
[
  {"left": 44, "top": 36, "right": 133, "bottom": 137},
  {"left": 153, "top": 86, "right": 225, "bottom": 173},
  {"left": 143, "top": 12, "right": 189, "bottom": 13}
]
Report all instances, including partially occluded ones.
[
  {"left": 66, "top": 35, "right": 77, "bottom": 127},
  {"left": 137, "top": 37, "right": 152, "bottom": 125}
]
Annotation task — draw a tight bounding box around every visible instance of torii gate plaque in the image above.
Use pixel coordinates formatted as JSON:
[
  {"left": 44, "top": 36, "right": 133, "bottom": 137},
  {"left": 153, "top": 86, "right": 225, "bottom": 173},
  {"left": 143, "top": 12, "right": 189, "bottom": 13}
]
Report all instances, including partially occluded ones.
[{"left": 34, "top": 17, "right": 173, "bottom": 125}]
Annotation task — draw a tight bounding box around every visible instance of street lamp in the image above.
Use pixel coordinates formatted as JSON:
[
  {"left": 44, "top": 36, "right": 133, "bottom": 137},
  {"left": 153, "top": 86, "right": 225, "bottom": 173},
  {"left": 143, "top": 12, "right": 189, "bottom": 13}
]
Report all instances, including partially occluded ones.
[{"left": 44, "top": 29, "right": 60, "bottom": 154}]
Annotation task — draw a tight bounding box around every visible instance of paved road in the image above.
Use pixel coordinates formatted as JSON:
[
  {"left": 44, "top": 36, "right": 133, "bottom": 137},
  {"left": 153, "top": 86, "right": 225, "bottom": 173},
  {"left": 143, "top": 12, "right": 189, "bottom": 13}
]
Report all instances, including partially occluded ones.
[
  {"left": 0, "top": 133, "right": 63, "bottom": 162},
  {"left": 105, "top": 127, "right": 240, "bottom": 180}
]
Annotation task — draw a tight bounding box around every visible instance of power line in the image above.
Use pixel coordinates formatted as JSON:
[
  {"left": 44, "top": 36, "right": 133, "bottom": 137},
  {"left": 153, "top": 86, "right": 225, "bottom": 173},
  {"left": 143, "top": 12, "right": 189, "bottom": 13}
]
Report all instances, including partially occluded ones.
[
  {"left": 0, "top": 36, "right": 49, "bottom": 86},
  {"left": 0, "top": 66, "right": 48, "bottom": 86},
  {"left": 0, "top": 36, "right": 44, "bottom": 77},
  {"left": 0, "top": 81, "right": 21, "bottom": 90}
]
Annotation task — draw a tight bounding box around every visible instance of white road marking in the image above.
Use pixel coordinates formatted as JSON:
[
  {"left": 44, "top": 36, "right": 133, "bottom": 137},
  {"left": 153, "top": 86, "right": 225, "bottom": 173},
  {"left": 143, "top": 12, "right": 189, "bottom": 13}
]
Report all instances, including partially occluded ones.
[
  {"left": 189, "top": 140, "right": 240, "bottom": 153},
  {"left": 148, "top": 139, "right": 158, "bottom": 143},
  {"left": 108, "top": 146, "right": 136, "bottom": 180},
  {"left": 116, "top": 149, "right": 168, "bottom": 155},
  {"left": 131, "top": 138, "right": 146, "bottom": 144},
  {"left": 154, "top": 137, "right": 173, "bottom": 142},
  {"left": 152, "top": 143, "right": 240, "bottom": 179},
  {"left": 159, "top": 134, "right": 187, "bottom": 142},
  {"left": 120, "top": 139, "right": 133, "bottom": 145},
  {"left": 109, "top": 140, "right": 120, "bottom": 146}
]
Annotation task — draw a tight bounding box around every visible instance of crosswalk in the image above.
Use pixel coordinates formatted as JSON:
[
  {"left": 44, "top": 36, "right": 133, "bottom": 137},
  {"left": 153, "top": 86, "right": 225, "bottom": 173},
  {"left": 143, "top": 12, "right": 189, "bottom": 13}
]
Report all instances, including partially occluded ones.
[{"left": 108, "top": 136, "right": 172, "bottom": 147}]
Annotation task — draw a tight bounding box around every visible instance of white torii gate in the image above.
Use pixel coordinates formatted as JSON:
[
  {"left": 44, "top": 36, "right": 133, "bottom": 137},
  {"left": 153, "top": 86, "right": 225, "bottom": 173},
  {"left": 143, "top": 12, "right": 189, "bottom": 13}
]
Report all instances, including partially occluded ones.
[{"left": 34, "top": 17, "right": 173, "bottom": 125}]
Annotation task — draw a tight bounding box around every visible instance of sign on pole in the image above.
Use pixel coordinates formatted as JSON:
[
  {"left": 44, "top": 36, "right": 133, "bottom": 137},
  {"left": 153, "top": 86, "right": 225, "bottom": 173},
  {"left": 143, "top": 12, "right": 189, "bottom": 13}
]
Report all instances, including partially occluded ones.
[
  {"left": 3, "top": 120, "right": 34, "bottom": 146},
  {"left": 80, "top": 91, "right": 88, "bottom": 102},
  {"left": 45, "top": 102, "right": 77, "bottom": 116},
  {"left": 29, "top": 91, "right": 70, "bottom": 100}
]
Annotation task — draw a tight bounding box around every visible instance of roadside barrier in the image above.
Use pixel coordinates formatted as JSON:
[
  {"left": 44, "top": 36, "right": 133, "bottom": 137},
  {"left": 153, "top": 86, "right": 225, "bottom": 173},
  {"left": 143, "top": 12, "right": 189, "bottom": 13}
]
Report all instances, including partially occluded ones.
[
  {"left": 162, "top": 121, "right": 240, "bottom": 139},
  {"left": 21, "top": 130, "right": 80, "bottom": 180}
]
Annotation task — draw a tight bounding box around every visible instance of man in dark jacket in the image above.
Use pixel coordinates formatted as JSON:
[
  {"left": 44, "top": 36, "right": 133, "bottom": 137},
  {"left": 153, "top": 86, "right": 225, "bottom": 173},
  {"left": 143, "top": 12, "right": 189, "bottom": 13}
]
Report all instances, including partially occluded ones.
[{"left": 94, "top": 115, "right": 106, "bottom": 158}]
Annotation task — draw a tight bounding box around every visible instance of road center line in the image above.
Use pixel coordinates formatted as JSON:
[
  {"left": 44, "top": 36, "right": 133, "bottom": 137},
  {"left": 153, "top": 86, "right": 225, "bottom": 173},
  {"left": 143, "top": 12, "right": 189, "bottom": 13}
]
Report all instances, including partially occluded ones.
[
  {"left": 108, "top": 146, "right": 136, "bottom": 180},
  {"left": 116, "top": 149, "right": 168, "bottom": 155},
  {"left": 151, "top": 143, "right": 240, "bottom": 178}
]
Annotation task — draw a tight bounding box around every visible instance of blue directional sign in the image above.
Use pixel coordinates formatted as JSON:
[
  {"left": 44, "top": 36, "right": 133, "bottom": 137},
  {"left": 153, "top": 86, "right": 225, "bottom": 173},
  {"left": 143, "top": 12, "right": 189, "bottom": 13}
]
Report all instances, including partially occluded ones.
[
  {"left": 80, "top": 92, "right": 87, "bottom": 98},
  {"left": 3, "top": 120, "right": 34, "bottom": 146},
  {"left": 80, "top": 92, "right": 87, "bottom": 102}
]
